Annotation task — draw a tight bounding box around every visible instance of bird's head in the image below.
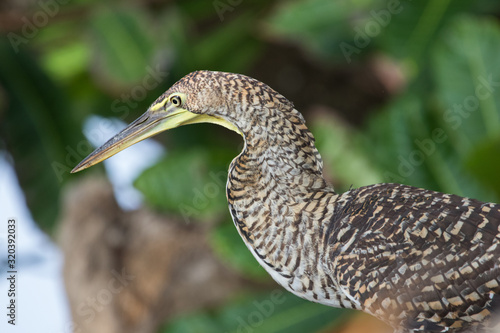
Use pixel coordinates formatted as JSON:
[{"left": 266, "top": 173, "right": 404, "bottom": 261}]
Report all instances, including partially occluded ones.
[{"left": 71, "top": 70, "right": 295, "bottom": 173}]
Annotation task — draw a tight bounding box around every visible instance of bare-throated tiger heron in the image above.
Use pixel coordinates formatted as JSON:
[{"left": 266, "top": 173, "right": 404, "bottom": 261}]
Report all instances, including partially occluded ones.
[{"left": 72, "top": 71, "right": 500, "bottom": 333}]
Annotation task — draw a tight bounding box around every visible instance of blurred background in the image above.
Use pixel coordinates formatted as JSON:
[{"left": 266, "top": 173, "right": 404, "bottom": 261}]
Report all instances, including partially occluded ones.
[{"left": 1, "top": 0, "right": 500, "bottom": 332}]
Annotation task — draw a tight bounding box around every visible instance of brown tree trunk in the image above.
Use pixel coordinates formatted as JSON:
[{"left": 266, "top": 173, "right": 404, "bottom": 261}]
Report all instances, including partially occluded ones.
[{"left": 58, "top": 176, "right": 249, "bottom": 333}]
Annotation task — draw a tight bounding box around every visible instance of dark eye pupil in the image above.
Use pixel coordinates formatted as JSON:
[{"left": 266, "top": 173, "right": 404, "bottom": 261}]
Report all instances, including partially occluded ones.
[{"left": 172, "top": 96, "right": 181, "bottom": 106}]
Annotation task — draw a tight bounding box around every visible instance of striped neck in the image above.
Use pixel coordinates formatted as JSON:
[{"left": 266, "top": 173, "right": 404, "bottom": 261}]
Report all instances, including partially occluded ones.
[
  {"left": 231, "top": 108, "right": 327, "bottom": 192},
  {"left": 225, "top": 106, "right": 332, "bottom": 251}
]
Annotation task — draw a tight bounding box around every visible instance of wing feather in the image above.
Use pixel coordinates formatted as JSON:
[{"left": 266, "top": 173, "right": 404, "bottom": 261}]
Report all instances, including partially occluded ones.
[{"left": 325, "top": 183, "right": 500, "bottom": 332}]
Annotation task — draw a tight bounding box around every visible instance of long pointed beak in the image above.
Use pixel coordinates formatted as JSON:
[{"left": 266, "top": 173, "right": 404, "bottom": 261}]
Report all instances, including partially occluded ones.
[{"left": 71, "top": 107, "right": 198, "bottom": 173}]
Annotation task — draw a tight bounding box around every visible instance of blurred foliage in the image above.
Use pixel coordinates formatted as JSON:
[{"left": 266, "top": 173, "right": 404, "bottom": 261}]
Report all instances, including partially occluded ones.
[
  {"left": 88, "top": 6, "right": 156, "bottom": 86},
  {"left": 163, "top": 289, "right": 347, "bottom": 333},
  {"left": 311, "top": 114, "right": 384, "bottom": 189},
  {"left": 1, "top": 0, "right": 500, "bottom": 332},
  {"left": 0, "top": 40, "right": 82, "bottom": 231},
  {"left": 135, "top": 148, "right": 231, "bottom": 221},
  {"left": 209, "top": 222, "right": 270, "bottom": 280}
]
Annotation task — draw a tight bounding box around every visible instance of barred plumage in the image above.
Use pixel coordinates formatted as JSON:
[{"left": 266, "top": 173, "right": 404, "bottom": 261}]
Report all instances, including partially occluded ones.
[{"left": 73, "top": 71, "right": 500, "bottom": 332}]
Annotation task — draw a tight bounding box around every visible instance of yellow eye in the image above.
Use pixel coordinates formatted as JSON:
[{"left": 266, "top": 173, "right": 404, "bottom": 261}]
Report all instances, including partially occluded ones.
[{"left": 171, "top": 95, "right": 182, "bottom": 107}]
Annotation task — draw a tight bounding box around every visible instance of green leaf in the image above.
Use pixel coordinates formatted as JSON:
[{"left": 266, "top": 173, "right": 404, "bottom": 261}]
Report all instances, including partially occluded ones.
[
  {"left": 266, "top": 0, "right": 381, "bottom": 61},
  {"left": 364, "top": 93, "right": 432, "bottom": 186},
  {"left": 209, "top": 222, "right": 269, "bottom": 280},
  {"left": 465, "top": 137, "right": 500, "bottom": 199},
  {"left": 266, "top": 0, "right": 493, "bottom": 73},
  {"left": 311, "top": 113, "right": 384, "bottom": 191},
  {"left": 40, "top": 41, "right": 91, "bottom": 81},
  {"left": 427, "top": 14, "right": 500, "bottom": 201},
  {"left": 364, "top": 89, "right": 493, "bottom": 200},
  {"left": 360, "top": 14, "right": 500, "bottom": 201},
  {"left": 163, "top": 290, "right": 349, "bottom": 333},
  {"left": 193, "top": 15, "right": 262, "bottom": 73},
  {"left": 432, "top": 15, "right": 500, "bottom": 145},
  {"left": 134, "top": 149, "right": 231, "bottom": 223},
  {"left": 377, "top": 0, "right": 466, "bottom": 65},
  {"left": 88, "top": 6, "right": 156, "bottom": 87},
  {"left": 0, "top": 40, "right": 82, "bottom": 232}
]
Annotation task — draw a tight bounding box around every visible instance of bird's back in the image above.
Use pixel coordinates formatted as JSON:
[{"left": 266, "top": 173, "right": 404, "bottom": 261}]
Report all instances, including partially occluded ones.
[{"left": 325, "top": 183, "right": 500, "bottom": 332}]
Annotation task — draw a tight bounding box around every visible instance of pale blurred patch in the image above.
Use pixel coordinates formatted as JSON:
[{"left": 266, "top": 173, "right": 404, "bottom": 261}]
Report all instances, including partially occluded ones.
[{"left": 336, "top": 312, "right": 392, "bottom": 333}]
